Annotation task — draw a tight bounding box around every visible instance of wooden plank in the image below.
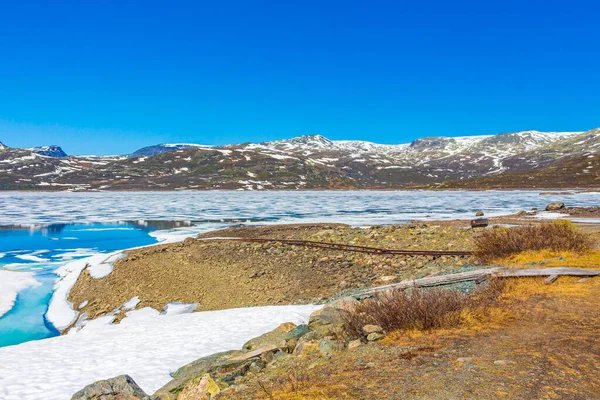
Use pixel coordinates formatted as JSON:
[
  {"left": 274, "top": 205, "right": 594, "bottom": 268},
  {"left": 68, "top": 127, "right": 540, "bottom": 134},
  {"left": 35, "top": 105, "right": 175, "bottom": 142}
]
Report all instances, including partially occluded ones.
[
  {"left": 497, "top": 268, "right": 600, "bottom": 277},
  {"left": 544, "top": 275, "right": 559, "bottom": 284},
  {"left": 356, "top": 268, "right": 501, "bottom": 296},
  {"left": 355, "top": 267, "right": 600, "bottom": 297}
]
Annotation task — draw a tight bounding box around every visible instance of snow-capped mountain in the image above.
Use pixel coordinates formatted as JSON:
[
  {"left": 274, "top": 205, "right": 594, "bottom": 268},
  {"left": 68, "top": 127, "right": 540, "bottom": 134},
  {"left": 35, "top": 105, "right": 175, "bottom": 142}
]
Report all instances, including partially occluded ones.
[
  {"left": 129, "top": 144, "right": 210, "bottom": 158},
  {"left": 29, "top": 145, "right": 68, "bottom": 158},
  {"left": 0, "top": 128, "right": 596, "bottom": 190}
]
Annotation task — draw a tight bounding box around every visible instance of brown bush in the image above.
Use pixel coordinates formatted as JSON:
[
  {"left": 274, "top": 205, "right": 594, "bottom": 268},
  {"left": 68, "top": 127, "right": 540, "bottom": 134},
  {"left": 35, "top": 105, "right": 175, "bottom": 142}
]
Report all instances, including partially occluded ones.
[
  {"left": 341, "top": 280, "right": 506, "bottom": 339},
  {"left": 474, "top": 221, "right": 594, "bottom": 263}
]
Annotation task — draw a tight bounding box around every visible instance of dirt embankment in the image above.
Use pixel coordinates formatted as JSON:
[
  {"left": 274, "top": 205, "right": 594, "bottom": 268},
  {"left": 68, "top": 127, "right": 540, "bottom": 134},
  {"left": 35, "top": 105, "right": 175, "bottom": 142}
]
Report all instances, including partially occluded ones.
[{"left": 69, "top": 223, "right": 475, "bottom": 322}]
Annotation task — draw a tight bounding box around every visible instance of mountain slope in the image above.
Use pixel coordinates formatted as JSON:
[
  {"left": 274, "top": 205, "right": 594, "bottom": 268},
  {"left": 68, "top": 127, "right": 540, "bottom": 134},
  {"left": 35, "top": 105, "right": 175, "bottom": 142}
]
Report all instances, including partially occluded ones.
[{"left": 0, "top": 128, "right": 595, "bottom": 190}]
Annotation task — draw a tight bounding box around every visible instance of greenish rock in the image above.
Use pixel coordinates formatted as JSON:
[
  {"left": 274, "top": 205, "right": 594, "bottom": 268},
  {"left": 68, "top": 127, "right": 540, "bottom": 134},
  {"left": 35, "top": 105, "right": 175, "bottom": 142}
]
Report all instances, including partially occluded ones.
[
  {"left": 367, "top": 332, "right": 385, "bottom": 341},
  {"left": 319, "top": 339, "right": 346, "bottom": 355},
  {"left": 308, "top": 307, "right": 349, "bottom": 337},
  {"left": 242, "top": 322, "right": 296, "bottom": 351},
  {"left": 298, "top": 330, "right": 324, "bottom": 344},
  {"left": 71, "top": 375, "right": 149, "bottom": 400},
  {"left": 152, "top": 350, "right": 251, "bottom": 399},
  {"left": 284, "top": 324, "right": 312, "bottom": 351}
]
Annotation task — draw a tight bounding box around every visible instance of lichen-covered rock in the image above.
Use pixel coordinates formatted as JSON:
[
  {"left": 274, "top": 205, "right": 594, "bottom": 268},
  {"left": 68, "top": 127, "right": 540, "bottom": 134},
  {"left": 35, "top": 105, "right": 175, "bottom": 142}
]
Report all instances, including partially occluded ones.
[
  {"left": 177, "top": 374, "right": 220, "bottom": 400},
  {"left": 283, "top": 324, "right": 312, "bottom": 351},
  {"left": 308, "top": 306, "right": 349, "bottom": 337},
  {"left": 71, "top": 375, "right": 148, "bottom": 400},
  {"left": 294, "top": 340, "right": 320, "bottom": 357},
  {"left": 319, "top": 339, "right": 346, "bottom": 355},
  {"left": 242, "top": 322, "right": 296, "bottom": 351},
  {"left": 152, "top": 350, "right": 250, "bottom": 399},
  {"left": 367, "top": 332, "right": 385, "bottom": 341}
]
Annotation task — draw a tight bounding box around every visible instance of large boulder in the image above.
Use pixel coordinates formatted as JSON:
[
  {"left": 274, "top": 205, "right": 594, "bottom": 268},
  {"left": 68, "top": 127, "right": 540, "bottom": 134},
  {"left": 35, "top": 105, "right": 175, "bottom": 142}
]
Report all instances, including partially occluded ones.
[
  {"left": 545, "top": 202, "right": 565, "bottom": 211},
  {"left": 242, "top": 322, "right": 296, "bottom": 351},
  {"left": 152, "top": 350, "right": 250, "bottom": 399},
  {"left": 308, "top": 298, "right": 358, "bottom": 337},
  {"left": 71, "top": 375, "right": 149, "bottom": 400}
]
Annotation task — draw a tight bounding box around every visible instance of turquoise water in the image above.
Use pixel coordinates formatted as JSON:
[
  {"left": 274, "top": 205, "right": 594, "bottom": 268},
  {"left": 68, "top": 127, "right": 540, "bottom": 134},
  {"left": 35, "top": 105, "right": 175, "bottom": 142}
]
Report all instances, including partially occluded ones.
[{"left": 0, "top": 223, "right": 162, "bottom": 347}]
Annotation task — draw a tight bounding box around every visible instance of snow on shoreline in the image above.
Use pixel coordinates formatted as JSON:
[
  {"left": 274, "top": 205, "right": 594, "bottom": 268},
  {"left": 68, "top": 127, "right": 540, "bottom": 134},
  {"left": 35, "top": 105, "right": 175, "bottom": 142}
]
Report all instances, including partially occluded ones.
[
  {"left": 45, "top": 225, "right": 216, "bottom": 332},
  {"left": 0, "top": 304, "right": 320, "bottom": 400},
  {"left": 0, "top": 271, "right": 41, "bottom": 317}
]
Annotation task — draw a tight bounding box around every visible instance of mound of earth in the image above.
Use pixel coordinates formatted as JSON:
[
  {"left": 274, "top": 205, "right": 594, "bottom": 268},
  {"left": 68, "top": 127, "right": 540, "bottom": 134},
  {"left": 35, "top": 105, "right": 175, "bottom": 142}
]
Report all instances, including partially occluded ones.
[{"left": 68, "top": 223, "right": 475, "bottom": 326}]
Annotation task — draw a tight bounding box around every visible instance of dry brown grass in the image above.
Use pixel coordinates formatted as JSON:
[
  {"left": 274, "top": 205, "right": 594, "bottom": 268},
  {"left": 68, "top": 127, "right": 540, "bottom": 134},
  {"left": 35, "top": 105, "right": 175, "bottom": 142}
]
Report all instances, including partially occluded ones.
[
  {"left": 340, "top": 279, "right": 506, "bottom": 339},
  {"left": 473, "top": 220, "right": 593, "bottom": 263}
]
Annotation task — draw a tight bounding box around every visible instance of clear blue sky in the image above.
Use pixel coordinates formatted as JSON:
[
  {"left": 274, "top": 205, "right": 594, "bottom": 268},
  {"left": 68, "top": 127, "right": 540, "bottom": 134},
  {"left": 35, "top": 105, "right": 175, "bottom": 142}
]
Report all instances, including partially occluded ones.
[{"left": 0, "top": 0, "right": 598, "bottom": 155}]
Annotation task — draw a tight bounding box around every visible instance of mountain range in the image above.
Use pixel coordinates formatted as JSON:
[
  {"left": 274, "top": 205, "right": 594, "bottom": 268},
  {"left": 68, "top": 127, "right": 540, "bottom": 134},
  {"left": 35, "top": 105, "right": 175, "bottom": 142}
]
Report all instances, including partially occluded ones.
[{"left": 1, "top": 128, "right": 598, "bottom": 190}]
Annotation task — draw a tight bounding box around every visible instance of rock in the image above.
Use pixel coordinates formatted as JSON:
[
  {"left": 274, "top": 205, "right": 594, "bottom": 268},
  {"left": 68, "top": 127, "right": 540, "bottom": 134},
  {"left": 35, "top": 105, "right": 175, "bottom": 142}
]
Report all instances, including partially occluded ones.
[
  {"left": 248, "top": 360, "right": 266, "bottom": 374},
  {"left": 362, "top": 325, "right": 383, "bottom": 335},
  {"left": 327, "top": 296, "right": 360, "bottom": 310},
  {"left": 242, "top": 322, "right": 296, "bottom": 351},
  {"left": 367, "top": 332, "right": 385, "bottom": 341},
  {"left": 348, "top": 339, "right": 362, "bottom": 349},
  {"left": 475, "top": 211, "right": 484, "bottom": 217},
  {"left": 456, "top": 357, "right": 473, "bottom": 363},
  {"left": 153, "top": 350, "right": 251, "bottom": 399},
  {"left": 297, "top": 330, "right": 324, "bottom": 344},
  {"left": 319, "top": 339, "right": 346, "bottom": 355},
  {"left": 493, "top": 359, "right": 511, "bottom": 366},
  {"left": 308, "top": 307, "right": 349, "bottom": 337},
  {"left": 177, "top": 374, "right": 221, "bottom": 400},
  {"left": 283, "top": 324, "right": 312, "bottom": 352},
  {"left": 545, "top": 202, "right": 565, "bottom": 211},
  {"left": 71, "top": 375, "right": 148, "bottom": 400},
  {"left": 230, "top": 344, "right": 279, "bottom": 361}
]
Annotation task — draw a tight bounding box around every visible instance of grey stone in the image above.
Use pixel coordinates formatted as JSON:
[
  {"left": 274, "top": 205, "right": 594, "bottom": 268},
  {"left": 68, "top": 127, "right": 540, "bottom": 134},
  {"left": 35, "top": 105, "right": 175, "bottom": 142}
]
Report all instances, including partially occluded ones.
[
  {"left": 319, "top": 339, "right": 346, "bottom": 355},
  {"left": 71, "top": 375, "right": 149, "bottom": 400}
]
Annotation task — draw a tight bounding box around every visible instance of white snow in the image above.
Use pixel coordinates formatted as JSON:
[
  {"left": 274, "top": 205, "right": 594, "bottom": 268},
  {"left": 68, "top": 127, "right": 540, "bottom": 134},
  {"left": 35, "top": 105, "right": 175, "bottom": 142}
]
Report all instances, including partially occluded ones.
[
  {"left": 46, "top": 253, "right": 114, "bottom": 330},
  {"left": 87, "top": 252, "right": 126, "bottom": 279},
  {"left": 123, "top": 296, "right": 141, "bottom": 310},
  {"left": 0, "top": 304, "right": 319, "bottom": 400},
  {"left": 0, "top": 270, "right": 41, "bottom": 317},
  {"left": 161, "top": 302, "right": 198, "bottom": 315}
]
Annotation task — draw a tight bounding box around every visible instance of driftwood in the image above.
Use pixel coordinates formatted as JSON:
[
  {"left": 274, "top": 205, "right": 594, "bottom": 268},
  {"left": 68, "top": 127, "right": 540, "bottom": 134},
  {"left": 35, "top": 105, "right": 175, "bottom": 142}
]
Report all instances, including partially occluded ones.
[{"left": 356, "top": 267, "right": 600, "bottom": 297}]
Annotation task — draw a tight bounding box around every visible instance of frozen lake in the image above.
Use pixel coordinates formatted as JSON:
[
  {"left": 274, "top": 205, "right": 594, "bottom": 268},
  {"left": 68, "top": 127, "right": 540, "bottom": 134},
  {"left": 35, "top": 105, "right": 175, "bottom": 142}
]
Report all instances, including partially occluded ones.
[{"left": 0, "top": 190, "right": 599, "bottom": 348}]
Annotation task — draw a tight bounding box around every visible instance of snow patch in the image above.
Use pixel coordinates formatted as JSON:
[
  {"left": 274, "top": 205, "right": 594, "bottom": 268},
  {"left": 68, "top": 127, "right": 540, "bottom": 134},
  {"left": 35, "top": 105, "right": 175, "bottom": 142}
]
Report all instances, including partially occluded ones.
[
  {"left": 0, "top": 304, "right": 320, "bottom": 400},
  {"left": 0, "top": 270, "right": 41, "bottom": 317}
]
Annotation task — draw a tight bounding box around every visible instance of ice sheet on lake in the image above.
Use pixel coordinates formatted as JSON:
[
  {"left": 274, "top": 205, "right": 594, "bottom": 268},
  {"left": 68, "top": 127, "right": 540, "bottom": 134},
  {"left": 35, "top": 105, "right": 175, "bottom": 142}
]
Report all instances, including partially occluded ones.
[
  {"left": 0, "top": 304, "right": 320, "bottom": 400},
  {"left": 0, "top": 270, "right": 41, "bottom": 317},
  {"left": 2, "top": 190, "right": 600, "bottom": 227}
]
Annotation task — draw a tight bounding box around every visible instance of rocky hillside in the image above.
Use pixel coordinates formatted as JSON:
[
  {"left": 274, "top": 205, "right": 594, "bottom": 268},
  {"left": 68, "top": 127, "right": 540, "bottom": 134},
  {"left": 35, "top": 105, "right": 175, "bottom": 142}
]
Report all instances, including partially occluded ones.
[{"left": 1, "top": 128, "right": 598, "bottom": 190}]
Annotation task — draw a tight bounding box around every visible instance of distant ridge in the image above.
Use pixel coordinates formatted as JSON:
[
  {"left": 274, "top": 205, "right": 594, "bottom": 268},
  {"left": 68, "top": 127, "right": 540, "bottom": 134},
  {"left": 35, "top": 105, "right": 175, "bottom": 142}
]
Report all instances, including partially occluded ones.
[
  {"left": 30, "top": 145, "right": 68, "bottom": 158},
  {"left": 129, "top": 143, "right": 210, "bottom": 158},
  {"left": 0, "top": 128, "right": 595, "bottom": 191}
]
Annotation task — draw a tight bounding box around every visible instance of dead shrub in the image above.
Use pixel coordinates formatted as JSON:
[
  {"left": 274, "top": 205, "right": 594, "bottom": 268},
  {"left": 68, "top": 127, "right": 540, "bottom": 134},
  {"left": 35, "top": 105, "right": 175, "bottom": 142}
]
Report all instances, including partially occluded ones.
[
  {"left": 474, "top": 220, "right": 593, "bottom": 263},
  {"left": 341, "top": 279, "right": 506, "bottom": 339}
]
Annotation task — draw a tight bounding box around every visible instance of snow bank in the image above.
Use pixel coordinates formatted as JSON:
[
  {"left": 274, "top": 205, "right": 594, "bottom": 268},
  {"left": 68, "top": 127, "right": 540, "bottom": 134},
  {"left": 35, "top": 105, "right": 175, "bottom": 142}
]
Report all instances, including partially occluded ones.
[
  {"left": 0, "top": 304, "right": 320, "bottom": 400},
  {"left": 46, "top": 253, "right": 119, "bottom": 330},
  {"left": 0, "top": 270, "right": 41, "bottom": 317}
]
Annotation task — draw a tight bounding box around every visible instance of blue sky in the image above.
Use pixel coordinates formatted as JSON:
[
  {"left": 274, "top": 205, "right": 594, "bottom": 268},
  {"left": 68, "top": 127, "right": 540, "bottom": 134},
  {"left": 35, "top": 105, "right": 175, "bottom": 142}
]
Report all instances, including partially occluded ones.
[{"left": 0, "top": 0, "right": 598, "bottom": 155}]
